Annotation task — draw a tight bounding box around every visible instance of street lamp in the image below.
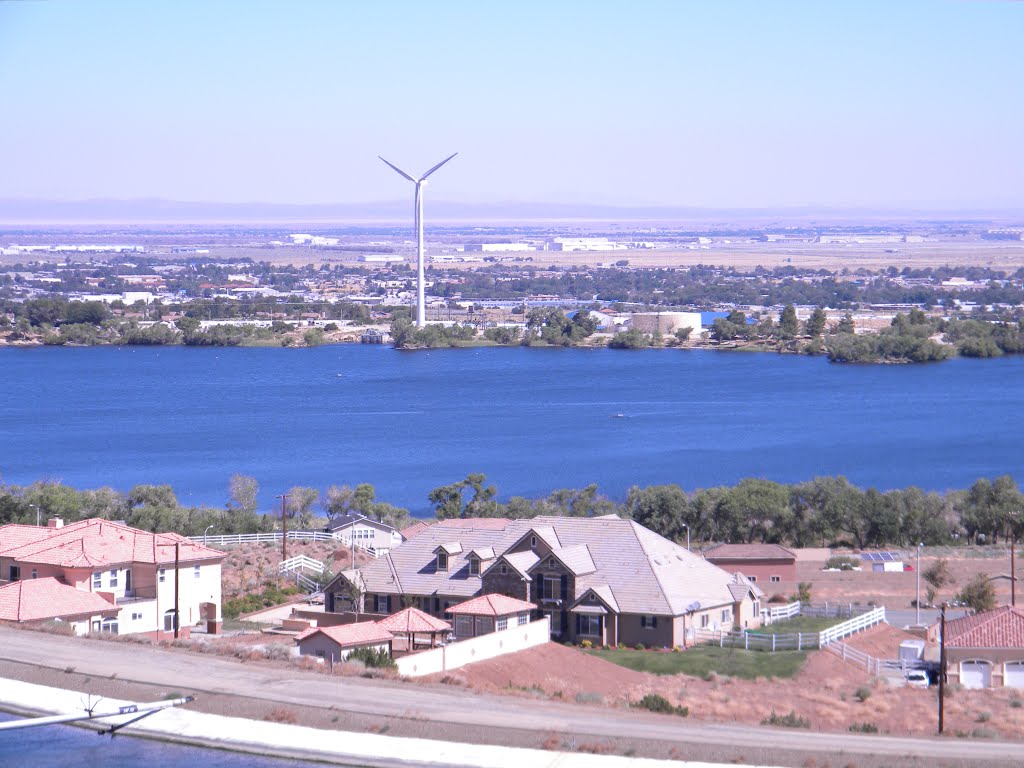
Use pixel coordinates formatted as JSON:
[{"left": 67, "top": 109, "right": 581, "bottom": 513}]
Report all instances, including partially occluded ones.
[
  {"left": 682, "top": 523, "right": 690, "bottom": 552},
  {"left": 28, "top": 504, "right": 38, "bottom": 527},
  {"left": 916, "top": 542, "right": 923, "bottom": 625},
  {"left": 203, "top": 525, "right": 214, "bottom": 545}
]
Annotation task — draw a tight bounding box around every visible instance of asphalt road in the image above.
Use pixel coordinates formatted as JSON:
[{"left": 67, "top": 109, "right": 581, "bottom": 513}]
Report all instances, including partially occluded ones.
[{"left": 0, "top": 627, "right": 1018, "bottom": 766}]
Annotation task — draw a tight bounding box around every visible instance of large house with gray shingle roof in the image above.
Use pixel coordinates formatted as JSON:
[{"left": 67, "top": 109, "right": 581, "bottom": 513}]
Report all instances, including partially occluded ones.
[{"left": 325, "top": 515, "right": 763, "bottom": 648}]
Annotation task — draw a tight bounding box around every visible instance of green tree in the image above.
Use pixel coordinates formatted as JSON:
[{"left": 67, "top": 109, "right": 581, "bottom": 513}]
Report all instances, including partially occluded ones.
[
  {"left": 956, "top": 573, "right": 996, "bottom": 613},
  {"left": 806, "top": 307, "right": 828, "bottom": 337},
  {"left": 623, "top": 484, "right": 688, "bottom": 542},
  {"left": 287, "top": 486, "right": 320, "bottom": 529},
  {"left": 778, "top": 304, "right": 799, "bottom": 339},
  {"left": 225, "top": 474, "right": 261, "bottom": 533},
  {"left": 922, "top": 559, "right": 953, "bottom": 606}
]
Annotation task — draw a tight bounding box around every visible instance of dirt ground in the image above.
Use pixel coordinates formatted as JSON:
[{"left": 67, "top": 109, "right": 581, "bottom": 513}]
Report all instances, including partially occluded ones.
[
  {"left": 448, "top": 625, "right": 1024, "bottom": 741},
  {"left": 220, "top": 540, "right": 371, "bottom": 600}
]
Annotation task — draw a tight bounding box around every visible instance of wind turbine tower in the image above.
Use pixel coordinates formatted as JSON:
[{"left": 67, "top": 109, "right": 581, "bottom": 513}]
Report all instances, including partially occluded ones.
[{"left": 378, "top": 153, "right": 458, "bottom": 327}]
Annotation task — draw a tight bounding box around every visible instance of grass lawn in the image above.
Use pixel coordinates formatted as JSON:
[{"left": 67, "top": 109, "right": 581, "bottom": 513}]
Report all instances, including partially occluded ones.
[{"left": 586, "top": 646, "right": 808, "bottom": 679}]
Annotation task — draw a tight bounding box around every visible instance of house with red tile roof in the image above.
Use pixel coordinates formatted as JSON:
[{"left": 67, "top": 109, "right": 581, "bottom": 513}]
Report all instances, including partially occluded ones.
[
  {"left": 929, "top": 605, "right": 1024, "bottom": 688},
  {"left": 448, "top": 593, "right": 535, "bottom": 639},
  {"left": 0, "top": 517, "right": 225, "bottom": 638},
  {"left": 294, "top": 622, "right": 394, "bottom": 663},
  {"left": 702, "top": 543, "right": 798, "bottom": 586},
  {"left": 0, "top": 577, "right": 119, "bottom": 634}
]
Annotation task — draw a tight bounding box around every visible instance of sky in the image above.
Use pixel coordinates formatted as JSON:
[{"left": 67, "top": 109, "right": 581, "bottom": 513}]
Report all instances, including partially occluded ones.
[{"left": 0, "top": 0, "right": 1021, "bottom": 211}]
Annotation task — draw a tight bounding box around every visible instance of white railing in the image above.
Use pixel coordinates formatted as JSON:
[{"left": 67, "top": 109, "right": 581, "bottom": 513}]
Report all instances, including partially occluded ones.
[
  {"left": 825, "top": 639, "right": 933, "bottom": 676},
  {"left": 801, "top": 602, "right": 873, "bottom": 620},
  {"left": 279, "top": 555, "right": 325, "bottom": 575},
  {"left": 286, "top": 571, "right": 322, "bottom": 594},
  {"left": 191, "top": 530, "right": 381, "bottom": 556},
  {"left": 694, "top": 606, "right": 887, "bottom": 653},
  {"left": 761, "top": 601, "right": 801, "bottom": 624},
  {"left": 818, "top": 606, "right": 886, "bottom": 645}
]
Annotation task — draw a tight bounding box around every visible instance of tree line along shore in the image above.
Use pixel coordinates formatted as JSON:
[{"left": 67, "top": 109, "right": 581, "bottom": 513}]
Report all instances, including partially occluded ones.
[
  {"left": 3, "top": 296, "right": 1024, "bottom": 364},
  {"left": 3, "top": 472, "right": 1022, "bottom": 552}
]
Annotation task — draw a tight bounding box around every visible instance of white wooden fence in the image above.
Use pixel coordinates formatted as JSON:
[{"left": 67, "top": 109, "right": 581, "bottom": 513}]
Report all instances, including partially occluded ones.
[
  {"left": 694, "top": 606, "right": 887, "bottom": 653},
  {"left": 825, "top": 639, "right": 932, "bottom": 676},
  {"left": 761, "top": 601, "right": 801, "bottom": 624},
  {"left": 279, "top": 555, "right": 325, "bottom": 575},
  {"left": 191, "top": 530, "right": 380, "bottom": 557}
]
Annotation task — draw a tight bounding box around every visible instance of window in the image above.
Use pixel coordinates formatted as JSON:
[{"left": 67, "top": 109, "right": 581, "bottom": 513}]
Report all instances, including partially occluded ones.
[
  {"left": 30, "top": 569, "right": 37, "bottom": 579},
  {"left": 92, "top": 572, "right": 101, "bottom": 589},
  {"left": 159, "top": 568, "right": 166, "bottom": 583},
  {"left": 101, "top": 618, "right": 119, "bottom": 635},
  {"left": 579, "top": 615, "right": 601, "bottom": 637},
  {"left": 468, "top": 557, "right": 479, "bottom": 576},
  {"left": 315, "top": 650, "right": 326, "bottom": 659},
  {"left": 517, "top": 612, "right": 529, "bottom": 626},
  {"left": 752, "top": 601, "right": 760, "bottom": 615},
  {"left": 455, "top": 615, "right": 473, "bottom": 638},
  {"left": 131, "top": 612, "right": 143, "bottom": 621},
  {"left": 8, "top": 566, "right": 20, "bottom": 581},
  {"left": 496, "top": 617, "right": 508, "bottom": 632},
  {"left": 163, "top": 610, "right": 176, "bottom": 632},
  {"left": 376, "top": 595, "right": 389, "bottom": 613},
  {"left": 500, "top": 564, "right": 508, "bottom": 575},
  {"left": 530, "top": 535, "right": 537, "bottom": 548},
  {"left": 770, "top": 575, "right": 781, "bottom": 583},
  {"left": 721, "top": 609, "right": 730, "bottom": 623},
  {"left": 547, "top": 557, "right": 556, "bottom": 567},
  {"left": 542, "top": 576, "right": 561, "bottom": 601},
  {"left": 747, "top": 575, "right": 757, "bottom": 582},
  {"left": 436, "top": 552, "right": 448, "bottom": 571},
  {"left": 193, "top": 565, "right": 201, "bottom": 579},
  {"left": 433, "top": 597, "right": 440, "bottom": 613},
  {"left": 640, "top": 615, "right": 658, "bottom": 630},
  {"left": 476, "top": 617, "right": 493, "bottom": 635},
  {"left": 700, "top": 614, "right": 710, "bottom": 628},
  {"left": 109, "top": 569, "right": 118, "bottom": 588}
]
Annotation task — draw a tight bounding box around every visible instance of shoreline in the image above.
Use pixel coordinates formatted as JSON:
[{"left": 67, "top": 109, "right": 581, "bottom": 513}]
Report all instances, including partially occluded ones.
[{"left": 0, "top": 677, "right": 745, "bottom": 768}]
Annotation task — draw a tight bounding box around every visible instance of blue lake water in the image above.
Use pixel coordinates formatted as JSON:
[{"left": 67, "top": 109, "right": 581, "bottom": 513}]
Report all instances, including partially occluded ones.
[
  {"left": 0, "top": 712, "right": 313, "bottom": 767},
  {"left": 1, "top": 345, "right": 1022, "bottom": 514}
]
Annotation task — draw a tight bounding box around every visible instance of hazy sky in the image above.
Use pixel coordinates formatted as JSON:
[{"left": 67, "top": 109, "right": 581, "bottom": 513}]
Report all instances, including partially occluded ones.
[{"left": 1, "top": 1, "right": 1021, "bottom": 210}]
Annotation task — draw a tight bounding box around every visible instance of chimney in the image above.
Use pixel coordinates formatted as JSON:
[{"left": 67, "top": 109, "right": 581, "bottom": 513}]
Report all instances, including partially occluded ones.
[{"left": 47, "top": 517, "right": 64, "bottom": 529}]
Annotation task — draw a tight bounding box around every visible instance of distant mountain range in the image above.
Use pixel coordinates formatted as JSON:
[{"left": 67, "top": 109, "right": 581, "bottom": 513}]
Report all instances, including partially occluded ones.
[{"left": 1, "top": 197, "right": 1021, "bottom": 226}]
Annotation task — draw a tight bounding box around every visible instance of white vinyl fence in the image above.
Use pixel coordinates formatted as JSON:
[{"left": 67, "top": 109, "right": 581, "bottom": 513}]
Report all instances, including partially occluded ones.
[
  {"left": 192, "top": 530, "right": 381, "bottom": 557},
  {"left": 695, "top": 606, "right": 887, "bottom": 652}
]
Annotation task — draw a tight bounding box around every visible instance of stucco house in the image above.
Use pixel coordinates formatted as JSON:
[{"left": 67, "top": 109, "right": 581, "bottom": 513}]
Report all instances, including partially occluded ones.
[
  {"left": 0, "top": 577, "right": 119, "bottom": 634},
  {"left": 294, "top": 622, "right": 393, "bottom": 663},
  {"left": 448, "top": 593, "right": 535, "bottom": 639},
  {"left": 0, "top": 517, "right": 225, "bottom": 638},
  {"left": 325, "top": 515, "right": 763, "bottom": 648},
  {"left": 326, "top": 513, "right": 403, "bottom": 554},
  {"left": 928, "top": 605, "right": 1024, "bottom": 688},
  {"left": 702, "top": 543, "right": 798, "bottom": 585}
]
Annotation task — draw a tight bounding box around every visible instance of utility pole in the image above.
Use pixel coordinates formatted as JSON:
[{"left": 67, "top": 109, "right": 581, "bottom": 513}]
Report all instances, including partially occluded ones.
[
  {"left": 1012, "top": 528, "right": 1017, "bottom": 608},
  {"left": 916, "top": 542, "right": 923, "bottom": 626},
  {"left": 276, "top": 494, "right": 290, "bottom": 562},
  {"left": 938, "top": 603, "right": 947, "bottom": 734}
]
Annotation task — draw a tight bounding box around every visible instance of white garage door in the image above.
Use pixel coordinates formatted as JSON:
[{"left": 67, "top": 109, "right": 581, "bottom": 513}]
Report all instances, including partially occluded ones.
[
  {"left": 960, "top": 661, "right": 992, "bottom": 689},
  {"left": 1004, "top": 662, "right": 1024, "bottom": 688}
]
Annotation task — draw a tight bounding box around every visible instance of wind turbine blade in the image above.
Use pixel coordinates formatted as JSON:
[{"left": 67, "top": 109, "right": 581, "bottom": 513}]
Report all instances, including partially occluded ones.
[
  {"left": 378, "top": 156, "right": 417, "bottom": 183},
  {"left": 419, "top": 152, "right": 458, "bottom": 181}
]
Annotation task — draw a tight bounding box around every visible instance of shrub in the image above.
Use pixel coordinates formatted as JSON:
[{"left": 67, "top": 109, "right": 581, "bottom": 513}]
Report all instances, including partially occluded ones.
[
  {"left": 848, "top": 722, "right": 878, "bottom": 733},
  {"left": 971, "top": 727, "right": 998, "bottom": 740},
  {"left": 346, "top": 647, "right": 396, "bottom": 669},
  {"left": 825, "top": 556, "right": 858, "bottom": 571},
  {"left": 1010, "top": 698, "right": 1023, "bottom": 709},
  {"left": 854, "top": 686, "right": 872, "bottom": 702},
  {"left": 976, "top": 711, "right": 992, "bottom": 723},
  {"left": 634, "top": 642, "right": 646, "bottom": 651},
  {"left": 761, "top": 710, "right": 810, "bottom": 729},
  {"left": 580, "top": 639, "right": 593, "bottom": 649},
  {"left": 263, "top": 707, "right": 298, "bottom": 724},
  {"left": 634, "top": 694, "right": 688, "bottom": 717},
  {"left": 575, "top": 691, "right": 603, "bottom": 704}
]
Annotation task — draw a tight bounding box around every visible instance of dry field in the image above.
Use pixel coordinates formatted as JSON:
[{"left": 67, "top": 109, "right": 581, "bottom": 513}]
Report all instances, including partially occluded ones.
[
  {"left": 220, "top": 539, "right": 371, "bottom": 600},
  {"left": 447, "top": 625, "right": 1024, "bottom": 741}
]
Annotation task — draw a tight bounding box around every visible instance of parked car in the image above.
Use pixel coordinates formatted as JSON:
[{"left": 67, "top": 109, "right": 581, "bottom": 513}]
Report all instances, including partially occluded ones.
[{"left": 905, "top": 670, "right": 929, "bottom": 688}]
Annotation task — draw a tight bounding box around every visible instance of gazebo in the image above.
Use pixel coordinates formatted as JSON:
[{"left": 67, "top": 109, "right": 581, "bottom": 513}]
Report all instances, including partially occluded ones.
[
  {"left": 374, "top": 606, "right": 451, "bottom": 653},
  {"left": 447, "top": 593, "right": 535, "bottom": 639}
]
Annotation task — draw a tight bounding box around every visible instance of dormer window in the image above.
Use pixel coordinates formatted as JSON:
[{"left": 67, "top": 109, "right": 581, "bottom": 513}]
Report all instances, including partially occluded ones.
[
  {"left": 531, "top": 535, "right": 537, "bottom": 548},
  {"left": 469, "top": 556, "right": 480, "bottom": 576},
  {"left": 437, "top": 552, "right": 449, "bottom": 571}
]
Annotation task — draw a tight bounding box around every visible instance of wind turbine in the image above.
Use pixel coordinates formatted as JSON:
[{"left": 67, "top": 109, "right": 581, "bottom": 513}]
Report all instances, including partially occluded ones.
[{"left": 378, "top": 153, "right": 458, "bottom": 328}]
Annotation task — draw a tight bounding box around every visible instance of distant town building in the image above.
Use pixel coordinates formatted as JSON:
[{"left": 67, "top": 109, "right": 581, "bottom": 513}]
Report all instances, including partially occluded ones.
[
  {"left": 463, "top": 243, "right": 533, "bottom": 252},
  {"left": 546, "top": 237, "right": 626, "bottom": 252},
  {"left": 628, "top": 311, "right": 702, "bottom": 336}
]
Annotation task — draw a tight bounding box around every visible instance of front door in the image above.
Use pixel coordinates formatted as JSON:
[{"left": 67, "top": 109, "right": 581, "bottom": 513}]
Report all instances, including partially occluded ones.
[{"left": 125, "top": 569, "right": 132, "bottom": 595}]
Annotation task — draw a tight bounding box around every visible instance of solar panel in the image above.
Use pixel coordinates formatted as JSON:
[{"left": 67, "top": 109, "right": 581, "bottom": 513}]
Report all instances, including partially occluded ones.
[{"left": 860, "top": 552, "right": 903, "bottom": 562}]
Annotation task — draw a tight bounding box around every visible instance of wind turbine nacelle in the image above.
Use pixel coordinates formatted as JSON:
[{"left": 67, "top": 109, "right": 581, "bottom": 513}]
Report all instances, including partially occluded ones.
[{"left": 418, "top": 179, "right": 429, "bottom": 187}]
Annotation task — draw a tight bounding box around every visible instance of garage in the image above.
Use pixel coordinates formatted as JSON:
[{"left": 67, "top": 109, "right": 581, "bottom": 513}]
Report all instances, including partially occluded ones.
[
  {"left": 1004, "top": 661, "right": 1024, "bottom": 688},
  {"left": 960, "top": 660, "right": 992, "bottom": 689}
]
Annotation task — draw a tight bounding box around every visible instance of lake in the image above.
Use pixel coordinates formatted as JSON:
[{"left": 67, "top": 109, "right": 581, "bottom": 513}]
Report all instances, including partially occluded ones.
[
  {"left": 1, "top": 345, "right": 1022, "bottom": 513},
  {"left": 0, "top": 712, "right": 312, "bottom": 767}
]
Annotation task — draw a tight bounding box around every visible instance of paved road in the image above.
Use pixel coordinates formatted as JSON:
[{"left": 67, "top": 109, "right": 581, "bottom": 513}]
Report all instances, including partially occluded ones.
[{"left": 0, "top": 627, "right": 1018, "bottom": 765}]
